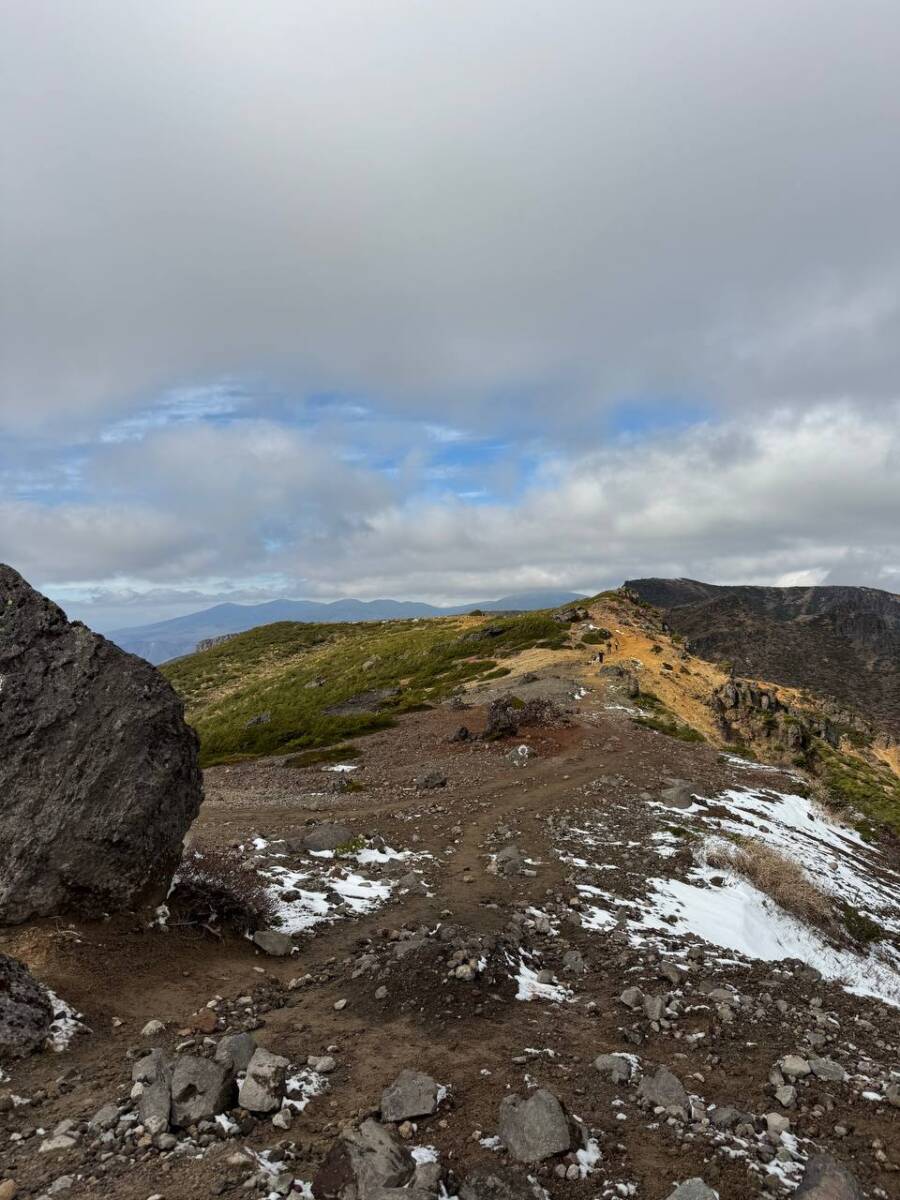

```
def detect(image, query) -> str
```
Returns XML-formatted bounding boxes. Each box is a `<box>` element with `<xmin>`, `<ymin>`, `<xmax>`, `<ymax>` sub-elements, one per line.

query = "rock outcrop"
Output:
<box><xmin>0</xmin><ymin>565</ymin><xmax>203</xmax><ymax>924</ymax></box>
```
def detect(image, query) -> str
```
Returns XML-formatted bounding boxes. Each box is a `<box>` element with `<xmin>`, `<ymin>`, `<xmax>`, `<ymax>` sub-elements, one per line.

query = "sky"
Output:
<box><xmin>2</xmin><ymin>0</ymin><xmax>899</xmax><ymax>631</ymax></box>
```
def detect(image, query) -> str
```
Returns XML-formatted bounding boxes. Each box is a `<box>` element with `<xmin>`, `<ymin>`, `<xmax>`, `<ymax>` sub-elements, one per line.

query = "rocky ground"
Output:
<box><xmin>2</xmin><ymin>671</ymin><xmax>899</xmax><ymax>1200</ymax></box>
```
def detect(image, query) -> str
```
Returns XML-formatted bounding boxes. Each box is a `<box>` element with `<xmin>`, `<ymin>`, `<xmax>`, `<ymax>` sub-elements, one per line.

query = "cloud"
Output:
<box><xmin>2</xmin><ymin>0</ymin><xmax>900</xmax><ymax>437</ymax></box>
<box><xmin>4</xmin><ymin>403</ymin><xmax>898</xmax><ymax>625</ymax></box>
<box><xmin>2</xmin><ymin>3</ymin><xmax>900</xmax><ymax>623</ymax></box>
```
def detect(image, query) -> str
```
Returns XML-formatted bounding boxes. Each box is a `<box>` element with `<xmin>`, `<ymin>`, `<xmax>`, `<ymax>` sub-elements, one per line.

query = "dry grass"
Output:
<box><xmin>168</xmin><ymin>845</ymin><xmax>278</xmax><ymax>935</ymax></box>
<box><xmin>705</xmin><ymin>837</ymin><xmax>835</xmax><ymax>933</ymax></box>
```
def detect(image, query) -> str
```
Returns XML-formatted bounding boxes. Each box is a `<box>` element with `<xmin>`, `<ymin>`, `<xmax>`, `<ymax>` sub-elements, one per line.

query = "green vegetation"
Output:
<box><xmin>633</xmin><ymin>715</ymin><xmax>706</xmax><ymax>743</ymax></box>
<box><xmin>281</xmin><ymin>744</ymin><xmax>360</xmax><ymax>769</ymax></box>
<box><xmin>163</xmin><ymin>611</ymin><xmax>564</xmax><ymax>766</ymax></box>
<box><xmin>811</xmin><ymin>742</ymin><xmax>900</xmax><ymax>836</ymax></box>
<box><xmin>838</xmin><ymin>900</ymin><xmax>884</xmax><ymax>945</ymax></box>
<box><xmin>581</xmin><ymin>628</ymin><xmax>612</xmax><ymax>645</ymax></box>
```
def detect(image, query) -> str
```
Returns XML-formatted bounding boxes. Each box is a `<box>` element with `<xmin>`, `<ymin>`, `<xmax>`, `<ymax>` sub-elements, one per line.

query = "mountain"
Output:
<box><xmin>107</xmin><ymin>589</ymin><xmax>586</xmax><ymax>664</ymax></box>
<box><xmin>625</xmin><ymin>577</ymin><xmax>900</xmax><ymax>734</ymax></box>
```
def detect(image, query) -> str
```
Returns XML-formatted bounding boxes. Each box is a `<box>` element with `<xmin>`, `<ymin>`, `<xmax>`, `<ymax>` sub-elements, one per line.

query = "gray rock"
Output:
<box><xmin>780</xmin><ymin>1054</ymin><xmax>811</xmax><ymax>1078</ymax></box>
<box><xmin>415</xmin><ymin>770</ymin><xmax>447</xmax><ymax>790</ymax></box>
<box><xmin>215</xmin><ymin>1031</ymin><xmax>257</xmax><ymax>1074</ymax></box>
<box><xmin>238</xmin><ymin>1047</ymin><xmax>290</xmax><ymax>1113</ymax></box>
<box><xmin>808</xmin><ymin>1056</ymin><xmax>846</xmax><ymax>1082</ymax></box>
<box><xmin>498</xmin><ymin>1088</ymin><xmax>570</xmax><ymax>1163</ymax></box>
<box><xmin>619</xmin><ymin>986</ymin><xmax>644</xmax><ymax>1009</ymax></box>
<box><xmin>132</xmin><ymin>1048</ymin><xmax>173</xmax><ymax>1135</ymax></box>
<box><xmin>0</xmin><ymin>565</ymin><xmax>202</xmax><ymax>924</ymax></box>
<box><xmin>493</xmin><ymin>845</ymin><xmax>525</xmax><ymax>878</ymax></box>
<box><xmin>659</xmin><ymin>784</ymin><xmax>695</xmax><ymax>809</ymax></box>
<box><xmin>170</xmin><ymin>1054</ymin><xmax>234</xmax><ymax>1127</ymax></box>
<box><xmin>643</xmin><ymin>994</ymin><xmax>666</xmax><ymax>1022</ymax></box>
<box><xmin>313</xmin><ymin>1118</ymin><xmax>415</xmax><ymax>1199</ymax></box>
<box><xmin>594</xmin><ymin>1054</ymin><xmax>633</xmax><ymax>1083</ymax></box>
<box><xmin>0</xmin><ymin>953</ymin><xmax>53</xmax><ymax>1059</ymax></box>
<box><xmin>665</xmin><ymin>1181</ymin><xmax>718</xmax><ymax>1200</ymax></box>
<box><xmin>709</xmin><ymin>1106</ymin><xmax>743</xmax><ymax>1130</ymax></box>
<box><xmin>302</xmin><ymin>823</ymin><xmax>355</xmax><ymax>852</ymax></box>
<box><xmin>561</xmin><ymin>949</ymin><xmax>586</xmax><ymax>975</ymax></box>
<box><xmin>794</xmin><ymin>1153</ymin><xmax>863</xmax><ymax>1199</ymax></box>
<box><xmin>413</xmin><ymin>1162</ymin><xmax>443</xmax><ymax>1193</ymax></box>
<box><xmin>88</xmin><ymin>1103</ymin><xmax>120</xmax><ymax>1131</ymax></box>
<box><xmin>637</xmin><ymin>1066</ymin><xmax>688</xmax><ymax>1113</ymax></box>
<box><xmin>765</xmin><ymin>1112</ymin><xmax>791</xmax><ymax>1136</ymax></box>
<box><xmin>253</xmin><ymin>929</ymin><xmax>295</xmax><ymax>957</ymax></box>
<box><xmin>459</xmin><ymin>1171</ymin><xmax>540</xmax><ymax>1200</ymax></box>
<box><xmin>381</xmin><ymin>1069</ymin><xmax>440</xmax><ymax>1122</ymax></box>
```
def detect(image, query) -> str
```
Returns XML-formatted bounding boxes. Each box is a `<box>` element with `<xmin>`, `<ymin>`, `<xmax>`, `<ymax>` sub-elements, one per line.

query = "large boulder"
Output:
<box><xmin>380</xmin><ymin>1069</ymin><xmax>440</xmax><ymax>1122</ymax></box>
<box><xmin>0</xmin><ymin>953</ymin><xmax>53</xmax><ymax>1060</ymax></box>
<box><xmin>0</xmin><ymin>565</ymin><xmax>203</xmax><ymax>923</ymax></box>
<box><xmin>794</xmin><ymin>1154</ymin><xmax>863</xmax><ymax>1200</ymax></box>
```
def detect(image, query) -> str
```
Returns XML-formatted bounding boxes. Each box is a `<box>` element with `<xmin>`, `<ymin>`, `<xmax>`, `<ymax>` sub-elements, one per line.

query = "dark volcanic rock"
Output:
<box><xmin>0</xmin><ymin>565</ymin><xmax>203</xmax><ymax>924</ymax></box>
<box><xmin>0</xmin><ymin>952</ymin><xmax>53</xmax><ymax>1060</ymax></box>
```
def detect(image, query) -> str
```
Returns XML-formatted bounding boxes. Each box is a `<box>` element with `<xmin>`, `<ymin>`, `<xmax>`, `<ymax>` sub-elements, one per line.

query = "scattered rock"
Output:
<box><xmin>659</xmin><ymin>784</ymin><xmax>695</xmax><ymax>810</ymax></box>
<box><xmin>303</xmin><ymin>823</ymin><xmax>355</xmax><ymax>852</ymax></box>
<box><xmin>381</xmin><ymin>1069</ymin><xmax>440</xmax><ymax>1122</ymax></box>
<box><xmin>238</xmin><ymin>1047</ymin><xmax>289</xmax><ymax>1113</ymax></box>
<box><xmin>809</xmin><ymin>1056</ymin><xmax>846</xmax><ymax>1082</ymax></box>
<box><xmin>0</xmin><ymin>564</ymin><xmax>202</xmax><ymax>923</ymax></box>
<box><xmin>665</xmin><ymin>1181</ymin><xmax>718</xmax><ymax>1200</ymax></box>
<box><xmin>780</xmin><ymin>1054</ymin><xmax>811</xmax><ymax>1079</ymax></box>
<box><xmin>416</xmin><ymin>769</ymin><xmax>447</xmax><ymax>791</ymax></box>
<box><xmin>638</xmin><ymin>1066</ymin><xmax>688</xmax><ymax>1113</ymax></box>
<box><xmin>594</xmin><ymin>1054</ymin><xmax>633</xmax><ymax>1083</ymax></box>
<box><xmin>215</xmin><ymin>1032</ymin><xmax>257</xmax><ymax>1074</ymax></box>
<box><xmin>132</xmin><ymin>1049</ymin><xmax>173</xmax><ymax>1136</ymax></box>
<box><xmin>141</xmin><ymin>1019</ymin><xmax>165</xmax><ymax>1038</ymax></box>
<box><xmin>170</xmin><ymin>1055</ymin><xmax>234</xmax><ymax>1126</ymax></box>
<box><xmin>253</xmin><ymin>929</ymin><xmax>295</xmax><ymax>957</ymax></box>
<box><xmin>497</xmin><ymin>1088</ymin><xmax>570</xmax><ymax>1163</ymax></box>
<box><xmin>313</xmin><ymin>1118</ymin><xmax>415</xmax><ymax>1198</ymax></box>
<box><xmin>0</xmin><ymin>953</ymin><xmax>53</xmax><ymax>1060</ymax></box>
<box><xmin>794</xmin><ymin>1153</ymin><xmax>863</xmax><ymax>1199</ymax></box>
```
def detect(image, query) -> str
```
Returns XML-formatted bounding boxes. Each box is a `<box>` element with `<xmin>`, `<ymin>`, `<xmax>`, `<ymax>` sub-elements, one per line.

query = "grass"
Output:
<box><xmin>706</xmin><ymin>838</ymin><xmax>834</xmax><ymax>932</ymax></box>
<box><xmin>811</xmin><ymin>743</ymin><xmax>900</xmax><ymax>837</ymax></box>
<box><xmin>581</xmin><ymin>628</ymin><xmax>612</xmax><ymax>645</ymax></box>
<box><xmin>163</xmin><ymin>611</ymin><xmax>564</xmax><ymax>766</ymax></box>
<box><xmin>633</xmin><ymin>715</ymin><xmax>706</xmax><ymax>743</ymax></box>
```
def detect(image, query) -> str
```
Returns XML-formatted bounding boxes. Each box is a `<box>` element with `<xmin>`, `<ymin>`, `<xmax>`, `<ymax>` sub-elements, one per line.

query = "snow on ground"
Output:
<box><xmin>560</xmin><ymin>783</ymin><xmax>900</xmax><ymax>1009</ymax></box>
<box><xmin>45</xmin><ymin>989</ymin><xmax>89</xmax><ymax>1051</ymax></box>
<box><xmin>514</xmin><ymin>958</ymin><xmax>574</xmax><ymax>1003</ymax></box>
<box><xmin>257</xmin><ymin>839</ymin><xmax>428</xmax><ymax>935</ymax></box>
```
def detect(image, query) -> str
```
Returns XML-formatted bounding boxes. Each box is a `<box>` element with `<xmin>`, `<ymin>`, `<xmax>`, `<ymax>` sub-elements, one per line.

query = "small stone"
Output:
<box><xmin>191</xmin><ymin>1008</ymin><xmax>218</xmax><ymax>1034</ymax></box>
<box><xmin>0</xmin><ymin>1184</ymin><xmax>17</xmax><ymax>1200</ymax></box>
<box><xmin>253</xmin><ymin>930</ymin><xmax>295</xmax><ymax>957</ymax></box>
<box><xmin>775</xmin><ymin>1085</ymin><xmax>797</xmax><ymax>1107</ymax></box>
<box><xmin>808</xmin><ymin>1056</ymin><xmax>846</xmax><ymax>1083</ymax></box>
<box><xmin>141</xmin><ymin>1019</ymin><xmax>165</xmax><ymax>1037</ymax></box>
<box><xmin>238</xmin><ymin>1047</ymin><xmax>289</xmax><ymax>1113</ymax></box>
<box><xmin>381</xmin><ymin>1069</ymin><xmax>440</xmax><ymax>1122</ymax></box>
<box><xmin>498</xmin><ymin>1088</ymin><xmax>570</xmax><ymax>1163</ymax></box>
<box><xmin>272</xmin><ymin>1107</ymin><xmax>293</xmax><ymax>1130</ymax></box>
<box><xmin>780</xmin><ymin>1055</ymin><xmax>811</xmax><ymax>1078</ymax></box>
<box><xmin>765</xmin><ymin>1112</ymin><xmax>791</xmax><ymax>1136</ymax></box>
<box><xmin>308</xmin><ymin>1055</ymin><xmax>336</xmax><ymax>1074</ymax></box>
<box><xmin>334</xmin><ymin>999</ymin><xmax>348</xmax><ymax>1011</ymax></box>
<box><xmin>665</xmin><ymin>1181</ymin><xmax>718</xmax><ymax>1200</ymax></box>
<box><xmin>375</xmin><ymin>986</ymin><xmax>388</xmax><ymax>1000</ymax></box>
<box><xmin>619</xmin><ymin>986</ymin><xmax>644</xmax><ymax>1010</ymax></box>
<box><xmin>594</xmin><ymin>1054</ymin><xmax>633</xmax><ymax>1083</ymax></box>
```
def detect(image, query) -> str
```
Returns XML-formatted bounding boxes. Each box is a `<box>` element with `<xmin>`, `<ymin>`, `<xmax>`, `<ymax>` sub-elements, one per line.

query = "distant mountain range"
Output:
<box><xmin>108</xmin><ymin>589</ymin><xmax>587</xmax><ymax>664</ymax></box>
<box><xmin>626</xmin><ymin>577</ymin><xmax>900</xmax><ymax>734</ymax></box>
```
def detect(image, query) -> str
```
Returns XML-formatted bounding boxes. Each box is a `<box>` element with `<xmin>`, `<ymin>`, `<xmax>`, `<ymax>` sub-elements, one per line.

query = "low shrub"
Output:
<box><xmin>168</xmin><ymin>846</ymin><xmax>278</xmax><ymax>935</ymax></box>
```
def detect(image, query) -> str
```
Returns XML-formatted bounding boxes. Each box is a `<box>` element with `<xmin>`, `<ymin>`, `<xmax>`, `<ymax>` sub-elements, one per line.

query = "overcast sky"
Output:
<box><xmin>2</xmin><ymin>1</ymin><xmax>899</xmax><ymax>630</ymax></box>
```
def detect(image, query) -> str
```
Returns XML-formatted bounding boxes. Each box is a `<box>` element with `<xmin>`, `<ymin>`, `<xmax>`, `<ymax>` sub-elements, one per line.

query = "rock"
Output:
<box><xmin>313</xmin><ymin>1118</ymin><xmax>415</xmax><ymax>1199</ymax></box>
<box><xmin>780</xmin><ymin>1054</ymin><xmax>811</xmax><ymax>1078</ymax></box>
<box><xmin>215</xmin><ymin>1032</ymin><xmax>257</xmax><ymax>1074</ymax></box>
<box><xmin>709</xmin><ymin>1106</ymin><xmax>742</xmax><ymax>1130</ymax></box>
<box><xmin>637</xmin><ymin>1066</ymin><xmax>688</xmax><ymax>1113</ymax></box>
<box><xmin>272</xmin><ymin>1107</ymin><xmax>293</xmax><ymax>1130</ymax></box>
<box><xmin>381</xmin><ymin>1069</ymin><xmax>440</xmax><ymax>1122</ymax></box>
<box><xmin>659</xmin><ymin>784</ymin><xmax>695</xmax><ymax>809</ymax></box>
<box><xmin>665</xmin><ymin>1181</ymin><xmax>718</xmax><ymax>1200</ymax></box>
<box><xmin>0</xmin><ymin>565</ymin><xmax>202</xmax><ymax>923</ymax></box>
<box><xmin>0</xmin><ymin>1184</ymin><xmax>15</xmax><ymax>1200</ymax></box>
<box><xmin>170</xmin><ymin>1054</ymin><xmax>234</xmax><ymax>1127</ymax></box>
<box><xmin>132</xmin><ymin>1048</ymin><xmax>173</xmax><ymax>1135</ymax></box>
<box><xmin>458</xmin><ymin>1173</ymin><xmax>528</xmax><ymax>1200</ymax></box>
<box><xmin>39</xmin><ymin>1134</ymin><xmax>77</xmax><ymax>1154</ymax></box>
<box><xmin>0</xmin><ymin>953</ymin><xmax>53</xmax><ymax>1060</ymax></box>
<box><xmin>497</xmin><ymin>1088</ymin><xmax>570</xmax><ymax>1163</ymax></box>
<box><xmin>492</xmin><ymin>845</ymin><xmax>525</xmax><ymax>878</ymax></box>
<box><xmin>302</xmin><ymin>823</ymin><xmax>354</xmax><ymax>852</ymax></box>
<box><xmin>809</xmin><ymin>1056</ymin><xmax>846</xmax><ymax>1082</ymax></box>
<box><xmin>88</xmin><ymin>1103</ymin><xmax>119</xmax><ymax>1131</ymax></box>
<box><xmin>765</xmin><ymin>1112</ymin><xmax>791</xmax><ymax>1136</ymax></box>
<box><xmin>594</xmin><ymin>1054</ymin><xmax>633</xmax><ymax>1083</ymax></box>
<box><xmin>619</xmin><ymin>986</ymin><xmax>644</xmax><ymax>1010</ymax></box>
<box><xmin>643</xmin><ymin>994</ymin><xmax>666</xmax><ymax>1022</ymax></box>
<box><xmin>308</xmin><ymin>1055</ymin><xmax>337</xmax><ymax>1074</ymax></box>
<box><xmin>191</xmin><ymin>1007</ymin><xmax>218</xmax><ymax>1034</ymax></box>
<box><xmin>775</xmin><ymin>1085</ymin><xmax>797</xmax><ymax>1107</ymax></box>
<box><xmin>561</xmin><ymin>950</ymin><xmax>586</xmax><ymax>975</ymax></box>
<box><xmin>141</xmin><ymin>1019</ymin><xmax>165</xmax><ymax>1038</ymax></box>
<box><xmin>415</xmin><ymin>769</ymin><xmax>447</xmax><ymax>790</ymax></box>
<box><xmin>238</xmin><ymin>1047</ymin><xmax>289</xmax><ymax>1113</ymax></box>
<box><xmin>253</xmin><ymin>929</ymin><xmax>295</xmax><ymax>957</ymax></box>
<box><xmin>794</xmin><ymin>1153</ymin><xmax>863</xmax><ymax>1199</ymax></box>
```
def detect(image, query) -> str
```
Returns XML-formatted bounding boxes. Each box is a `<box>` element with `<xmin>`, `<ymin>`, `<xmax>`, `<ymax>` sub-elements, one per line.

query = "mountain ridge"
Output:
<box><xmin>107</xmin><ymin>589</ymin><xmax>587</xmax><ymax>663</ymax></box>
